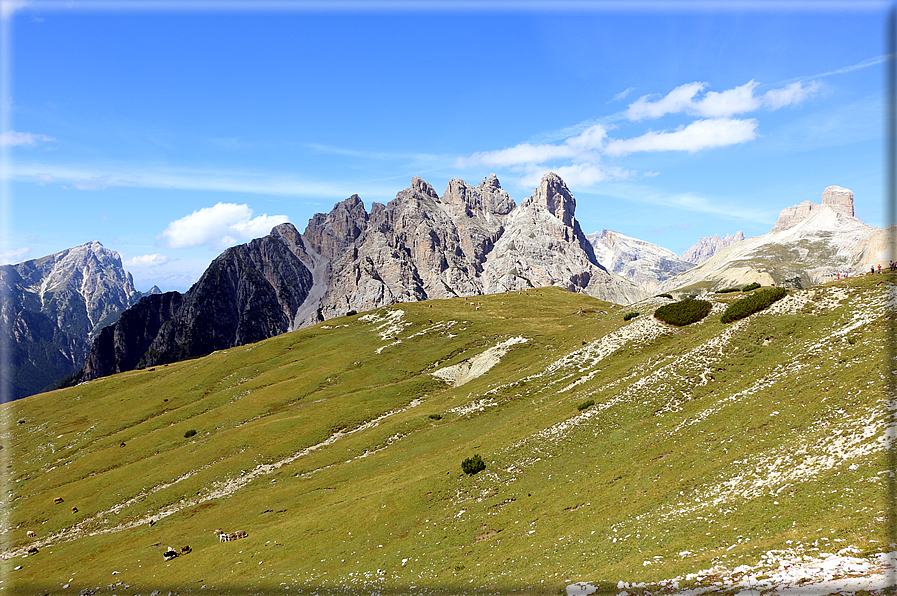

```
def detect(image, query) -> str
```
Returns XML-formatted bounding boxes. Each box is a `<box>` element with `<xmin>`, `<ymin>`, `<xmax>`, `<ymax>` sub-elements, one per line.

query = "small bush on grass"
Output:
<box><xmin>653</xmin><ymin>298</ymin><xmax>712</xmax><ymax>326</ymax></box>
<box><xmin>623</xmin><ymin>312</ymin><xmax>639</xmax><ymax>321</ymax></box>
<box><xmin>656</xmin><ymin>293</ymin><xmax>673</xmax><ymax>299</ymax></box>
<box><xmin>346</xmin><ymin>310</ymin><xmax>358</xmax><ymax>316</ymax></box>
<box><xmin>577</xmin><ymin>399</ymin><xmax>595</xmax><ymax>411</ymax></box>
<box><xmin>461</xmin><ymin>454</ymin><xmax>486</xmax><ymax>476</ymax></box>
<box><xmin>428</xmin><ymin>413</ymin><xmax>442</xmax><ymax>420</ymax></box>
<box><xmin>720</xmin><ymin>287</ymin><xmax>788</xmax><ymax>323</ymax></box>
<box><xmin>184</xmin><ymin>429</ymin><xmax>197</xmax><ymax>439</ymax></box>
<box><xmin>714</xmin><ymin>287</ymin><xmax>740</xmax><ymax>294</ymax></box>
<box><xmin>742</xmin><ymin>282</ymin><xmax>761</xmax><ymax>292</ymax></box>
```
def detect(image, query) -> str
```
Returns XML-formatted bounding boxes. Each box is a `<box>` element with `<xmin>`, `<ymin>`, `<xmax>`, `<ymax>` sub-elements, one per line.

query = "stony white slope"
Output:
<box><xmin>680</xmin><ymin>231</ymin><xmax>745</xmax><ymax>265</ymax></box>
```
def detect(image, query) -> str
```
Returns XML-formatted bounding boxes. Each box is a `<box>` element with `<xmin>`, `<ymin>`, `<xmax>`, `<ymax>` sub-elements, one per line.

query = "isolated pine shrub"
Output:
<box><xmin>428</xmin><ymin>413</ymin><xmax>442</xmax><ymax>420</ymax></box>
<box><xmin>720</xmin><ymin>287</ymin><xmax>788</xmax><ymax>323</ymax></box>
<box><xmin>742</xmin><ymin>282</ymin><xmax>761</xmax><ymax>292</ymax></box>
<box><xmin>714</xmin><ymin>287</ymin><xmax>740</xmax><ymax>294</ymax></box>
<box><xmin>653</xmin><ymin>298</ymin><xmax>712</xmax><ymax>326</ymax></box>
<box><xmin>656</xmin><ymin>293</ymin><xmax>673</xmax><ymax>299</ymax></box>
<box><xmin>461</xmin><ymin>454</ymin><xmax>486</xmax><ymax>475</ymax></box>
<box><xmin>346</xmin><ymin>310</ymin><xmax>358</xmax><ymax>316</ymax></box>
<box><xmin>577</xmin><ymin>399</ymin><xmax>595</xmax><ymax>411</ymax></box>
<box><xmin>184</xmin><ymin>429</ymin><xmax>197</xmax><ymax>439</ymax></box>
<box><xmin>623</xmin><ymin>312</ymin><xmax>639</xmax><ymax>321</ymax></box>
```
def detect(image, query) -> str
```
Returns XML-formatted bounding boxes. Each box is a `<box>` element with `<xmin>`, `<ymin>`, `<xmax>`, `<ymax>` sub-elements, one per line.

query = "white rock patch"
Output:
<box><xmin>432</xmin><ymin>337</ymin><xmax>529</xmax><ymax>388</ymax></box>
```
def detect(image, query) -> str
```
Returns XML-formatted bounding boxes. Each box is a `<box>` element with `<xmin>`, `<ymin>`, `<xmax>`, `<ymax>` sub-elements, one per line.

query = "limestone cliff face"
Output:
<box><xmin>1</xmin><ymin>242</ymin><xmax>141</xmax><ymax>400</ymax></box>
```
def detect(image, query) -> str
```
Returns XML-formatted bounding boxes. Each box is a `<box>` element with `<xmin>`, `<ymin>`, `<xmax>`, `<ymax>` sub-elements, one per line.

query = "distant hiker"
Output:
<box><xmin>871</xmin><ymin>266</ymin><xmax>875</xmax><ymax>274</ymax></box>
<box><xmin>878</xmin><ymin>265</ymin><xmax>882</xmax><ymax>273</ymax></box>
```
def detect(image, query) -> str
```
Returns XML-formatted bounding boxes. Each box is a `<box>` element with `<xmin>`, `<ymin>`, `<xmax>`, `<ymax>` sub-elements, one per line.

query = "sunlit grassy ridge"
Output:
<box><xmin>1</xmin><ymin>277</ymin><xmax>892</xmax><ymax>595</ymax></box>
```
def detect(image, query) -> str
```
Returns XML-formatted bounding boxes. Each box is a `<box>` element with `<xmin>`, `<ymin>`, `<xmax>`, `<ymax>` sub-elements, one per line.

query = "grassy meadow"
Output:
<box><xmin>0</xmin><ymin>275</ymin><xmax>893</xmax><ymax>595</ymax></box>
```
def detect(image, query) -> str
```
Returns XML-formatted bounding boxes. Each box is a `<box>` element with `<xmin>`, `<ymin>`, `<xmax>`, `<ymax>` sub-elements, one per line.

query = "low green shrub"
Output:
<box><xmin>577</xmin><ymin>399</ymin><xmax>595</xmax><ymax>411</ymax></box>
<box><xmin>461</xmin><ymin>454</ymin><xmax>486</xmax><ymax>475</ymax></box>
<box><xmin>184</xmin><ymin>429</ymin><xmax>197</xmax><ymax>439</ymax></box>
<box><xmin>623</xmin><ymin>312</ymin><xmax>639</xmax><ymax>321</ymax></box>
<box><xmin>428</xmin><ymin>413</ymin><xmax>442</xmax><ymax>420</ymax></box>
<box><xmin>714</xmin><ymin>287</ymin><xmax>740</xmax><ymax>294</ymax></box>
<box><xmin>720</xmin><ymin>287</ymin><xmax>788</xmax><ymax>323</ymax></box>
<box><xmin>656</xmin><ymin>293</ymin><xmax>673</xmax><ymax>299</ymax></box>
<box><xmin>346</xmin><ymin>310</ymin><xmax>358</xmax><ymax>316</ymax></box>
<box><xmin>742</xmin><ymin>282</ymin><xmax>761</xmax><ymax>292</ymax></box>
<box><xmin>653</xmin><ymin>298</ymin><xmax>712</xmax><ymax>326</ymax></box>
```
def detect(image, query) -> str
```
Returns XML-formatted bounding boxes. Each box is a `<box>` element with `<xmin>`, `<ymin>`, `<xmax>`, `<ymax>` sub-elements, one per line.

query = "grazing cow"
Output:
<box><xmin>214</xmin><ymin>529</ymin><xmax>228</xmax><ymax>542</ymax></box>
<box><xmin>71</xmin><ymin>506</ymin><xmax>78</xmax><ymax>514</ymax></box>
<box><xmin>180</xmin><ymin>545</ymin><xmax>191</xmax><ymax>554</ymax></box>
<box><xmin>227</xmin><ymin>533</ymin><xmax>238</xmax><ymax>541</ymax></box>
<box><xmin>148</xmin><ymin>517</ymin><xmax>156</xmax><ymax>527</ymax></box>
<box><xmin>234</xmin><ymin>530</ymin><xmax>247</xmax><ymax>539</ymax></box>
<box><xmin>26</xmin><ymin>547</ymin><xmax>37</xmax><ymax>554</ymax></box>
<box><xmin>26</xmin><ymin>531</ymin><xmax>35</xmax><ymax>538</ymax></box>
<box><xmin>163</xmin><ymin>546</ymin><xmax>178</xmax><ymax>561</ymax></box>
<box><xmin>120</xmin><ymin>441</ymin><xmax>126</xmax><ymax>447</ymax></box>
<box><xmin>53</xmin><ymin>497</ymin><xmax>63</xmax><ymax>504</ymax></box>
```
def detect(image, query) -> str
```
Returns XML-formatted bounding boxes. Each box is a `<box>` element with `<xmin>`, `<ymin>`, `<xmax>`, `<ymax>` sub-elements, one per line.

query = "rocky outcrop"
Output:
<box><xmin>79</xmin><ymin>172</ymin><xmax>647</xmax><ymax>383</ymax></box>
<box><xmin>1</xmin><ymin>242</ymin><xmax>141</xmax><ymax>400</ymax></box>
<box><xmin>680</xmin><ymin>231</ymin><xmax>745</xmax><ymax>265</ymax></box>
<box><xmin>588</xmin><ymin>229</ymin><xmax>695</xmax><ymax>292</ymax></box>
<box><xmin>772</xmin><ymin>186</ymin><xmax>855</xmax><ymax>233</ymax></box>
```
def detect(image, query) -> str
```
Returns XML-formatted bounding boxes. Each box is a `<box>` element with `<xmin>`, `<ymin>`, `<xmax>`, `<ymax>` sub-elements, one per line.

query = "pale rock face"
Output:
<box><xmin>588</xmin><ymin>229</ymin><xmax>695</xmax><ymax>292</ymax></box>
<box><xmin>680</xmin><ymin>231</ymin><xmax>745</xmax><ymax>265</ymax></box>
<box><xmin>308</xmin><ymin>172</ymin><xmax>645</xmax><ymax>323</ymax></box>
<box><xmin>821</xmin><ymin>185</ymin><xmax>854</xmax><ymax>217</ymax></box>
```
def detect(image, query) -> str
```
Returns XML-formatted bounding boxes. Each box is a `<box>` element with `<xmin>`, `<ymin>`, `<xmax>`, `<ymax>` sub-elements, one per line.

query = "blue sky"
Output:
<box><xmin>1</xmin><ymin>1</ymin><xmax>891</xmax><ymax>291</ymax></box>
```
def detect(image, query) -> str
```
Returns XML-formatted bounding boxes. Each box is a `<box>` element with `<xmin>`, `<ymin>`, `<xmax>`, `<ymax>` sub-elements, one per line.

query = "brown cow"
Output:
<box><xmin>71</xmin><ymin>506</ymin><xmax>78</xmax><ymax>514</ymax></box>
<box><xmin>53</xmin><ymin>497</ymin><xmax>63</xmax><ymax>504</ymax></box>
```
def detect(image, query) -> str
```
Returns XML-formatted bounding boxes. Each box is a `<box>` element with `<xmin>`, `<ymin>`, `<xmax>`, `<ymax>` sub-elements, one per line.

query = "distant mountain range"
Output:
<box><xmin>5</xmin><ymin>177</ymin><xmax>889</xmax><ymax>397</ymax></box>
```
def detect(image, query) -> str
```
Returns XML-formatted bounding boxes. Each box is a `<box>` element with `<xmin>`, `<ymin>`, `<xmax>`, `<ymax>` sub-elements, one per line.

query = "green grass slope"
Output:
<box><xmin>0</xmin><ymin>278</ymin><xmax>893</xmax><ymax>595</ymax></box>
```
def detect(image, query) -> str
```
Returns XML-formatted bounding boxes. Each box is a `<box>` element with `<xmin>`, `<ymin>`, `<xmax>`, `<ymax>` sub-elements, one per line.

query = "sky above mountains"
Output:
<box><xmin>2</xmin><ymin>1</ymin><xmax>890</xmax><ymax>291</ymax></box>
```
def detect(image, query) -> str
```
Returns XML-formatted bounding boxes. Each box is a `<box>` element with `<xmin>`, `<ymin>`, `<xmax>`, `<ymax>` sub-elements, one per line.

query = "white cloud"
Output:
<box><xmin>0</xmin><ymin>131</ymin><xmax>55</xmax><ymax>147</ymax></box>
<box><xmin>762</xmin><ymin>80</ymin><xmax>821</xmax><ymax>110</ymax></box>
<box><xmin>125</xmin><ymin>254</ymin><xmax>170</xmax><ymax>267</ymax></box>
<box><xmin>0</xmin><ymin>247</ymin><xmax>29</xmax><ymax>265</ymax></box>
<box><xmin>455</xmin><ymin>124</ymin><xmax>607</xmax><ymax>168</ymax></box>
<box><xmin>32</xmin><ymin>172</ymin><xmax>56</xmax><ymax>185</ymax></box>
<box><xmin>626</xmin><ymin>79</ymin><xmax>818</xmax><ymax>121</ymax></box>
<box><xmin>611</xmin><ymin>87</ymin><xmax>635</xmax><ymax>102</ymax></box>
<box><xmin>626</xmin><ymin>82</ymin><xmax>707</xmax><ymax>120</ymax></box>
<box><xmin>158</xmin><ymin>202</ymin><xmax>289</xmax><ymax>250</ymax></box>
<box><xmin>604</xmin><ymin>118</ymin><xmax>758</xmax><ymax>156</ymax></box>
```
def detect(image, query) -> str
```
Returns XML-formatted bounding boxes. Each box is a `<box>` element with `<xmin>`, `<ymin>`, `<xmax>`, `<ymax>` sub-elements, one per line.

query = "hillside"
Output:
<box><xmin>0</xmin><ymin>275</ymin><xmax>893</xmax><ymax>595</ymax></box>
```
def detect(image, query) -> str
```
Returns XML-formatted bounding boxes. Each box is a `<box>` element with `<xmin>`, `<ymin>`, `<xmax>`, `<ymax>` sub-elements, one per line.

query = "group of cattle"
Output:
<box><xmin>214</xmin><ymin>529</ymin><xmax>248</xmax><ymax>542</ymax></box>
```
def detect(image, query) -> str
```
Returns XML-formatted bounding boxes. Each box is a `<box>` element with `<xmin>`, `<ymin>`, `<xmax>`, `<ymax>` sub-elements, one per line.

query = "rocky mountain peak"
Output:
<box><xmin>302</xmin><ymin>195</ymin><xmax>368</xmax><ymax>261</ymax></box>
<box><xmin>530</xmin><ymin>172</ymin><xmax>576</xmax><ymax>227</ymax></box>
<box><xmin>680</xmin><ymin>231</ymin><xmax>745</xmax><ymax>265</ymax></box>
<box><xmin>411</xmin><ymin>176</ymin><xmax>439</xmax><ymax>200</ymax></box>
<box><xmin>821</xmin><ymin>185</ymin><xmax>854</xmax><ymax>217</ymax></box>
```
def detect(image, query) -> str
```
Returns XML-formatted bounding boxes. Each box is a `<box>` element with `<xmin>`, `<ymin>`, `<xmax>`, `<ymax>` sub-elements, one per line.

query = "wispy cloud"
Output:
<box><xmin>604</xmin><ymin>118</ymin><xmax>758</xmax><ymax>156</ymax></box>
<box><xmin>601</xmin><ymin>183</ymin><xmax>774</xmax><ymax>224</ymax></box>
<box><xmin>9</xmin><ymin>162</ymin><xmax>391</xmax><ymax>199</ymax></box>
<box><xmin>610</xmin><ymin>87</ymin><xmax>635</xmax><ymax>103</ymax></box>
<box><xmin>158</xmin><ymin>202</ymin><xmax>289</xmax><ymax>251</ymax></box>
<box><xmin>625</xmin><ymin>79</ymin><xmax>819</xmax><ymax>121</ymax></box>
<box><xmin>455</xmin><ymin>124</ymin><xmax>608</xmax><ymax>168</ymax></box>
<box><xmin>1</xmin><ymin>130</ymin><xmax>55</xmax><ymax>147</ymax></box>
<box><xmin>124</xmin><ymin>253</ymin><xmax>170</xmax><ymax>267</ymax></box>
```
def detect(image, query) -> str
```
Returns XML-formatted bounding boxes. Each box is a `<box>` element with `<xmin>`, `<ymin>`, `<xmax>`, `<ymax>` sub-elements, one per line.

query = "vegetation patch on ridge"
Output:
<box><xmin>653</xmin><ymin>297</ymin><xmax>712</xmax><ymax>326</ymax></box>
<box><xmin>720</xmin><ymin>287</ymin><xmax>789</xmax><ymax>323</ymax></box>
